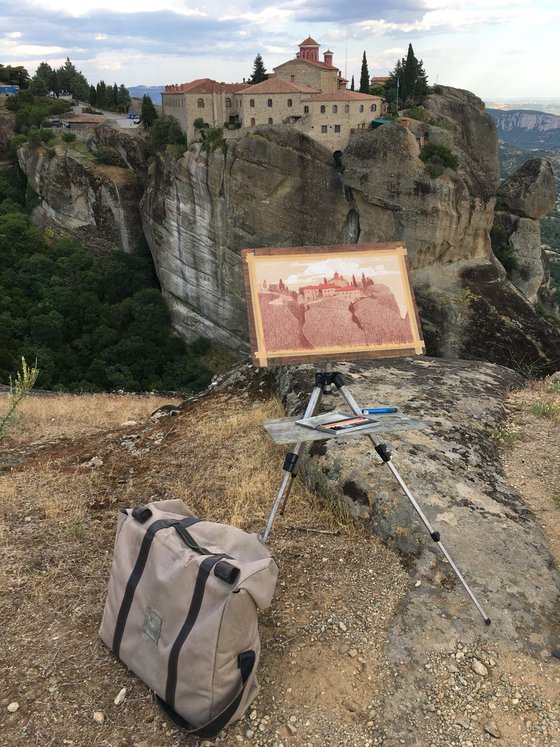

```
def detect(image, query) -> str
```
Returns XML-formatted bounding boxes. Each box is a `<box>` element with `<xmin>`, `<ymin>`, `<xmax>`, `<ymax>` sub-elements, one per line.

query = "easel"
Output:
<box><xmin>261</xmin><ymin>366</ymin><xmax>491</xmax><ymax>625</ymax></box>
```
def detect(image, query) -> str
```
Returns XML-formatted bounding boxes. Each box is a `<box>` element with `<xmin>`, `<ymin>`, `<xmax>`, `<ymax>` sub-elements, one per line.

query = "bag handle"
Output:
<box><xmin>156</xmin><ymin>650</ymin><xmax>256</xmax><ymax>739</ymax></box>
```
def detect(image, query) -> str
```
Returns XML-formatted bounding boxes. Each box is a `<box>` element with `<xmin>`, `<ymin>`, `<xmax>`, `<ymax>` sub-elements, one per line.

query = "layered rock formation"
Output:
<box><xmin>140</xmin><ymin>85</ymin><xmax>560</xmax><ymax>372</ymax></box>
<box><xmin>492</xmin><ymin>158</ymin><xmax>556</xmax><ymax>302</ymax></box>
<box><xmin>14</xmin><ymin>86</ymin><xmax>560</xmax><ymax>372</ymax></box>
<box><xmin>17</xmin><ymin>123</ymin><xmax>148</xmax><ymax>254</ymax></box>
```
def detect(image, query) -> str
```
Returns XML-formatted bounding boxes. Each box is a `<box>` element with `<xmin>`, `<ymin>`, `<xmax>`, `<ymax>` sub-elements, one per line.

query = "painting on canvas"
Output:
<box><xmin>241</xmin><ymin>243</ymin><xmax>425</xmax><ymax>367</ymax></box>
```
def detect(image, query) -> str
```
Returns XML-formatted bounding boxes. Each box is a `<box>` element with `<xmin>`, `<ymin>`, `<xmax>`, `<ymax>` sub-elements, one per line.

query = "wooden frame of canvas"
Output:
<box><xmin>241</xmin><ymin>242</ymin><xmax>425</xmax><ymax>367</ymax></box>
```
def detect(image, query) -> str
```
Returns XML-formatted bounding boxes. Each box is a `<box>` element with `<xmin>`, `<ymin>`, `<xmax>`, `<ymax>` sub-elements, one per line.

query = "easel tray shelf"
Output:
<box><xmin>263</xmin><ymin>411</ymin><xmax>428</xmax><ymax>445</ymax></box>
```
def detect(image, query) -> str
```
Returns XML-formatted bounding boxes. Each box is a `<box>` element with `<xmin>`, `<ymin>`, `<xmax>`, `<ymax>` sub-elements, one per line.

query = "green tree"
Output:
<box><xmin>359</xmin><ymin>51</ymin><xmax>370</xmax><ymax>93</ymax></box>
<box><xmin>105</xmin><ymin>83</ymin><xmax>117</xmax><ymax>110</ymax></box>
<box><xmin>385</xmin><ymin>44</ymin><xmax>428</xmax><ymax>107</ymax></box>
<box><xmin>350</xmin><ymin>75</ymin><xmax>355</xmax><ymax>91</ymax></box>
<box><xmin>96</xmin><ymin>81</ymin><xmax>107</xmax><ymax>108</ymax></box>
<box><xmin>117</xmin><ymin>84</ymin><xmax>131</xmax><ymax>113</ymax></box>
<box><xmin>88</xmin><ymin>84</ymin><xmax>97</xmax><ymax>107</ymax></box>
<box><xmin>141</xmin><ymin>94</ymin><xmax>158</xmax><ymax>129</ymax></box>
<box><xmin>0</xmin><ymin>64</ymin><xmax>29</xmax><ymax>87</ymax></box>
<box><xmin>148</xmin><ymin>115</ymin><xmax>185</xmax><ymax>152</ymax></box>
<box><xmin>51</xmin><ymin>70</ymin><xmax>61</xmax><ymax>98</ymax></box>
<box><xmin>248</xmin><ymin>54</ymin><xmax>267</xmax><ymax>84</ymax></box>
<box><xmin>30</xmin><ymin>62</ymin><xmax>53</xmax><ymax>96</ymax></box>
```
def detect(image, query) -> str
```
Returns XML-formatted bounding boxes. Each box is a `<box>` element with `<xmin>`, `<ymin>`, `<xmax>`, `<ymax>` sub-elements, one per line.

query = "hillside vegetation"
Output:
<box><xmin>0</xmin><ymin>161</ymin><xmax>225</xmax><ymax>392</ymax></box>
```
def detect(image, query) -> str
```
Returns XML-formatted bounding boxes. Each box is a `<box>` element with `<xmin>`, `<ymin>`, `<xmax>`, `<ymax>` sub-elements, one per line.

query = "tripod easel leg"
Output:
<box><xmin>336</xmin><ymin>378</ymin><xmax>491</xmax><ymax>625</ymax></box>
<box><xmin>261</xmin><ymin>380</ymin><xmax>324</xmax><ymax>542</ymax></box>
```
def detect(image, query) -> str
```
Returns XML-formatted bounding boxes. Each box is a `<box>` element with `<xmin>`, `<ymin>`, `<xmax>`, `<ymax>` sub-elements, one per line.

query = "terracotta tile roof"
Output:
<box><xmin>274</xmin><ymin>58</ymin><xmax>338</xmax><ymax>74</ymax></box>
<box><xmin>299</xmin><ymin>37</ymin><xmax>320</xmax><ymax>47</ymax></box>
<box><xmin>237</xmin><ymin>77</ymin><xmax>321</xmax><ymax>95</ymax></box>
<box><xmin>302</xmin><ymin>90</ymin><xmax>382</xmax><ymax>102</ymax></box>
<box><xmin>163</xmin><ymin>78</ymin><xmax>245</xmax><ymax>94</ymax></box>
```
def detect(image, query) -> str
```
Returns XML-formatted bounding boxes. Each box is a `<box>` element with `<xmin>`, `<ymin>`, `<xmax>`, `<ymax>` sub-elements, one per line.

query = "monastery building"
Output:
<box><xmin>162</xmin><ymin>38</ymin><xmax>384</xmax><ymax>151</ymax></box>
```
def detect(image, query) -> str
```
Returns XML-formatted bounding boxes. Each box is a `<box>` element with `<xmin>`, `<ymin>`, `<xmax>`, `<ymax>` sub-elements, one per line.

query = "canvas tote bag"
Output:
<box><xmin>99</xmin><ymin>499</ymin><xmax>278</xmax><ymax>738</ymax></box>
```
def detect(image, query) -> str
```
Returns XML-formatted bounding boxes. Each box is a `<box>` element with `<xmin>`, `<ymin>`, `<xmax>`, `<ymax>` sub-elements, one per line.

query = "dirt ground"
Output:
<box><xmin>0</xmin><ymin>380</ymin><xmax>559</xmax><ymax>747</ymax></box>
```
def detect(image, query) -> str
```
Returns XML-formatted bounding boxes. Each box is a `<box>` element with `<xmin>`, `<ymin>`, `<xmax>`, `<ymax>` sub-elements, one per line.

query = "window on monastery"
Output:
<box><xmin>304</xmin><ymin>106</ymin><xmax>309</xmax><ymax>113</ymax></box>
<box><xmin>197</xmin><ymin>98</ymin><xmax>204</xmax><ymax>108</ymax></box>
<box><xmin>320</xmin><ymin>105</ymin><xmax>326</xmax><ymax>113</ymax></box>
<box><xmin>321</xmin><ymin>125</ymin><xmax>328</xmax><ymax>133</ymax></box>
<box><xmin>250</xmin><ymin>99</ymin><xmax>255</xmax><ymax>107</ymax></box>
<box><xmin>359</xmin><ymin>105</ymin><xmax>364</xmax><ymax>113</ymax></box>
<box><xmin>268</xmin><ymin>117</ymin><xmax>273</xmax><ymax>124</ymax></box>
<box><xmin>251</xmin><ymin>117</ymin><xmax>256</xmax><ymax>126</ymax></box>
<box><xmin>287</xmin><ymin>98</ymin><xmax>293</xmax><ymax>107</ymax></box>
<box><xmin>370</xmin><ymin>104</ymin><xmax>377</xmax><ymax>112</ymax></box>
<box><xmin>267</xmin><ymin>99</ymin><xmax>273</xmax><ymax>107</ymax></box>
<box><xmin>225</xmin><ymin>98</ymin><xmax>231</xmax><ymax>107</ymax></box>
<box><xmin>332</xmin><ymin>105</ymin><xmax>338</xmax><ymax>113</ymax></box>
<box><xmin>334</xmin><ymin>125</ymin><xmax>341</xmax><ymax>133</ymax></box>
<box><xmin>344</xmin><ymin>105</ymin><xmax>349</xmax><ymax>113</ymax></box>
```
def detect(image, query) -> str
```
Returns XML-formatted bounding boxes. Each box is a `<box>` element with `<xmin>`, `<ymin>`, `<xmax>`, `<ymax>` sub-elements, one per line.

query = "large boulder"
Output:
<box><xmin>497</xmin><ymin>157</ymin><xmax>556</xmax><ymax>219</ymax></box>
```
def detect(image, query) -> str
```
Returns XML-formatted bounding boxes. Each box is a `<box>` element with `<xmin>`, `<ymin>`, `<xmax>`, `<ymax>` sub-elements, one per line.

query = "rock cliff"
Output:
<box><xmin>17</xmin><ymin>123</ymin><xmax>148</xmax><ymax>254</ymax></box>
<box><xmin>140</xmin><ymin>86</ymin><xmax>560</xmax><ymax>372</ymax></box>
<box><xmin>14</xmin><ymin>87</ymin><xmax>560</xmax><ymax>372</ymax></box>
<box><xmin>492</xmin><ymin>158</ymin><xmax>556</xmax><ymax>303</ymax></box>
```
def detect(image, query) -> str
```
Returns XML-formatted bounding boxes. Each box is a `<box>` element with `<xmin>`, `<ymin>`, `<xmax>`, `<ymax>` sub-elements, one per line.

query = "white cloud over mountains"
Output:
<box><xmin>1</xmin><ymin>0</ymin><xmax>558</xmax><ymax>99</ymax></box>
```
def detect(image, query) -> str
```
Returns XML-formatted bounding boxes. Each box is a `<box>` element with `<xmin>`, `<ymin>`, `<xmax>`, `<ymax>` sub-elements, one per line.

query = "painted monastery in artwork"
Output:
<box><xmin>257</xmin><ymin>270</ymin><xmax>414</xmax><ymax>352</ymax></box>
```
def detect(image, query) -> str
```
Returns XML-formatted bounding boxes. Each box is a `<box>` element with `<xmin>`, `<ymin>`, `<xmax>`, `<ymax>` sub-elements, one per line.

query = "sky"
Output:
<box><xmin>2</xmin><ymin>0</ymin><xmax>559</xmax><ymax>104</ymax></box>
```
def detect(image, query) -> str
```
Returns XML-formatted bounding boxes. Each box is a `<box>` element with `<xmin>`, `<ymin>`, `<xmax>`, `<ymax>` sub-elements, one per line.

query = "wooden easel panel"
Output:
<box><xmin>241</xmin><ymin>243</ymin><xmax>425</xmax><ymax>367</ymax></box>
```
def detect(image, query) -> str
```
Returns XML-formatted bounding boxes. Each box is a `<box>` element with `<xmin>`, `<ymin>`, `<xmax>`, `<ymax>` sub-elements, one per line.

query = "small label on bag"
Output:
<box><xmin>143</xmin><ymin>607</ymin><xmax>162</xmax><ymax>643</ymax></box>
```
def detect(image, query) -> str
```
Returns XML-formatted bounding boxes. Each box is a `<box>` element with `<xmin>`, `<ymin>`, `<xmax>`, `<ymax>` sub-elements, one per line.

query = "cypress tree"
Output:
<box><xmin>359</xmin><ymin>52</ymin><xmax>369</xmax><ymax>93</ymax></box>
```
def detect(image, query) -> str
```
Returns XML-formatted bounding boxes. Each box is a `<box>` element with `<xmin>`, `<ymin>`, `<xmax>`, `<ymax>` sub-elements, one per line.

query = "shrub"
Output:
<box><xmin>62</xmin><ymin>131</ymin><xmax>76</xmax><ymax>142</ymax></box>
<box><xmin>148</xmin><ymin>115</ymin><xmax>186</xmax><ymax>154</ymax></box>
<box><xmin>405</xmin><ymin>106</ymin><xmax>424</xmax><ymax>121</ymax></box>
<box><xmin>92</xmin><ymin>146</ymin><xmax>122</xmax><ymax>166</ymax></box>
<box><xmin>37</xmin><ymin>127</ymin><xmax>55</xmax><ymax>143</ymax></box>
<box><xmin>200</xmin><ymin>127</ymin><xmax>227</xmax><ymax>154</ymax></box>
<box><xmin>420</xmin><ymin>142</ymin><xmax>459</xmax><ymax>177</ymax></box>
<box><xmin>490</xmin><ymin>225</ymin><xmax>518</xmax><ymax>276</ymax></box>
<box><xmin>27</xmin><ymin>128</ymin><xmax>41</xmax><ymax>147</ymax></box>
<box><xmin>9</xmin><ymin>133</ymin><xmax>27</xmax><ymax>157</ymax></box>
<box><xmin>0</xmin><ymin>357</ymin><xmax>39</xmax><ymax>438</ymax></box>
<box><xmin>192</xmin><ymin>336</ymin><xmax>212</xmax><ymax>355</ymax></box>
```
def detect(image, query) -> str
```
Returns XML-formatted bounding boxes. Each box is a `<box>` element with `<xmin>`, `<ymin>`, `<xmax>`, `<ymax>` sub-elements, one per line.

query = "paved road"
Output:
<box><xmin>70</xmin><ymin>102</ymin><xmax>141</xmax><ymax>129</ymax></box>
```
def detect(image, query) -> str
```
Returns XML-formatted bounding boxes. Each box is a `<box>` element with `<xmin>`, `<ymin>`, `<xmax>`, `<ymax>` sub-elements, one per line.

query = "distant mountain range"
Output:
<box><xmin>127</xmin><ymin>85</ymin><xmax>165</xmax><ymax>106</ymax></box>
<box><xmin>487</xmin><ymin>108</ymin><xmax>560</xmax><ymax>149</ymax></box>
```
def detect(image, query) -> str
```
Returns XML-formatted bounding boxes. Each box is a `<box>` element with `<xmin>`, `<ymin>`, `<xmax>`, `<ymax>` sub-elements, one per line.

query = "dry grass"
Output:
<box><xmin>152</xmin><ymin>395</ymin><xmax>363</xmax><ymax>534</ymax></box>
<box><xmin>1</xmin><ymin>392</ymin><xmax>182</xmax><ymax>444</ymax></box>
<box><xmin>0</xmin><ymin>390</ymin><xmax>385</xmax><ymax>747</ymax></box>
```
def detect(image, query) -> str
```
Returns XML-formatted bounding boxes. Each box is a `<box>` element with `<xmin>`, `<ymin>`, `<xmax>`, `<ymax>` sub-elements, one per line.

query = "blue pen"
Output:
<box><xmin>362</xmin><ymin>406</ymin><xmax>398</xmax><ymax>414</ymax></box>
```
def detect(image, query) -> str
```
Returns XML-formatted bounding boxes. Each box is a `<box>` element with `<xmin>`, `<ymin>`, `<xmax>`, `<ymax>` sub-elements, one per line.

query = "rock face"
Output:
<box><xmin>14</xmin><ymin>87</ymin><xmax>560</xmax><ymax>372</ymax></box>
<box><xmin>17</xmin><ymin>124</ymin><xmax>148</xmax><ymax>254</ymax></box>
<box><xmin>139</xmin><ymin>85</ymin><xmax>560</xmax><ymax>372</ymax></box>
<box><xmin>498</xmin><ymin>157</ymin><xmax>556</xmax><ymax>220</ymax></box>
<box><xmin>141</xmin><ymin>129</ymin><xmax>352</xmax><ymax>349</ymax></box>
<box><xmin>216</xmin><ymin>358</ymin><xmax>560</xmax><ymax>745</ymax></box>
<box><xmin>490</xmin><ymin>159</ymin><xmax>556</xmax><ymax>303</ymax></box>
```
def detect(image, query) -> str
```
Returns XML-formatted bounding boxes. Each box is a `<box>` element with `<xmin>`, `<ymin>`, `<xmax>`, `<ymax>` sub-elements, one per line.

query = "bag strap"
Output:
<box><xmin>165</xmin><ymin>554</ymin><xmax>225</xmax><ymax>706</ymax></box>
<box><xmin>157</xmin><ymin>650</ymin><xmax>256</xmax><ymax>739</ymax></box>
<box><xmin>173</xmin><ymin>524</ymin><xmax>240</xmax><ymax>584</ymax></box>
<box><xmin>112</xmin><ymin>515</ymin><xmax>199</xmax><ymax>657</ymax></box>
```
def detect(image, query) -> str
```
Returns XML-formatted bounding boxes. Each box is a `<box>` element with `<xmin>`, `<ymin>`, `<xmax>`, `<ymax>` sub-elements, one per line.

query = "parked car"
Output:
<box><xmin>133</xmin><ymin>118</ymin><xmax>141</xmax><ymax>125</ymax></box>
<box><xmin>127</xmin><ymin>113</ymin><xmax>137</xmax><ymax>119</ymax></box>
